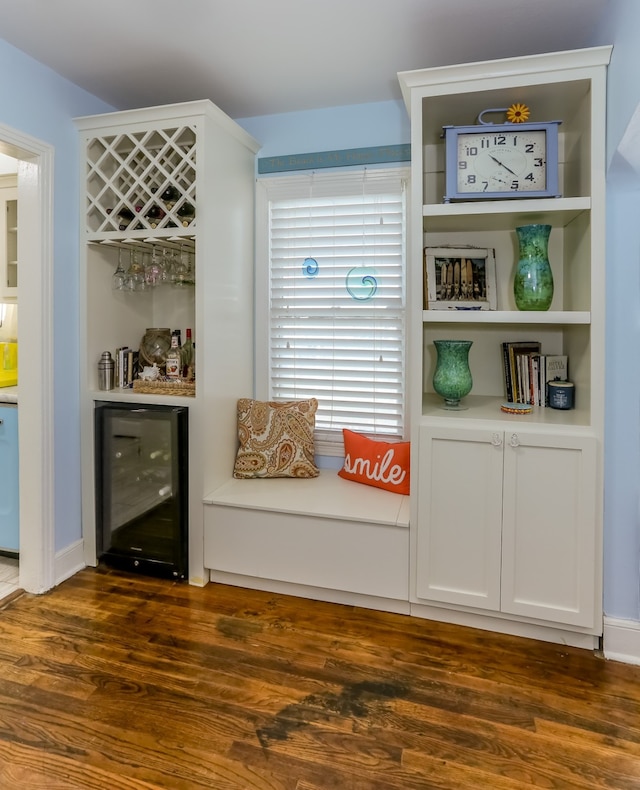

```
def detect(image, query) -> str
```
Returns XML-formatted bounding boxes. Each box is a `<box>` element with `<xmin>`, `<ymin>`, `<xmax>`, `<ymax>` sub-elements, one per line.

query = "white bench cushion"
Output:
<box><xmin>203</xmin><ymin>469</ymin><xmax>409</xmax><ymax>527</ymax></box>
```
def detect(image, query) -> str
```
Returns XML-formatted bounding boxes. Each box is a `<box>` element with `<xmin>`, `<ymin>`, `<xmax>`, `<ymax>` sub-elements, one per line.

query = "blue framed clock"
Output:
<box><xmin>442</xmin><ymin>107</ymin><xmax>561</xmax><ymax>202</ymax></box>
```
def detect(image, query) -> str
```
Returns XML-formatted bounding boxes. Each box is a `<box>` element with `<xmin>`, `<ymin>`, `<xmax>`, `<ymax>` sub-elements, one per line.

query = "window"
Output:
<box><xmin>256</xmin><ymin>168</ymin><xmax>408</xmax><ymax>454</ymax></box>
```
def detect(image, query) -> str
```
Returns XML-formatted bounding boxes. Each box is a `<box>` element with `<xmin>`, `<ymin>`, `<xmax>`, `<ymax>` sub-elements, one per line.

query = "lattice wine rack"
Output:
<box><xmin>84</xmin><ymin>125</ymin><xmax>196</xmax><ymax>235</ymax></box>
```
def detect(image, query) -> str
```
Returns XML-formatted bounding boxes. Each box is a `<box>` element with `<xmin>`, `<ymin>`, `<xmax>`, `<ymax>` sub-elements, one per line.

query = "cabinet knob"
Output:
<box><xmin>509</xmin><ymin>433</ymin><xmax>520</xmax><ymax>448</ymax></box>
<box><xmin>491</xmin><ymin>432</ymin><xmax>502</xmax><ymax>447</ymax></box>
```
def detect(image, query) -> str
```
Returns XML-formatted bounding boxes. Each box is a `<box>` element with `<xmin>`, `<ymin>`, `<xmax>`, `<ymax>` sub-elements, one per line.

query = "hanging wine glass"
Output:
<box><xmin>159</xmin><ymin>247</ymin><xmax>176</xmax><ymax>285</ymax></box>
<box><xmin>112</xmin><ymin>248</ymin><xmax>127</xmax><ymax>291</ymax></box>
<box><xmin>126</xmin><ymin>249</ymin><xmax>146</xmax><ymax>291</ymax></box>
<box><xmin>145</xmin><ymin>245</ymin><xmax>162</xmax><ymax>287</ymax></box>
<box><xmin>172</xmin><ymin>245</ymin><xmax>190</xmax><ymax>288</ymax></box>
<box><xmin>183</xmin><ymin>248</ymin><xmax>195</xmax><ymax>286</ymax></box>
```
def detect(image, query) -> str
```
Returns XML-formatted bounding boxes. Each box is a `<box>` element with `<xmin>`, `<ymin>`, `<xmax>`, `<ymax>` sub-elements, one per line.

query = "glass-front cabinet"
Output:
<box><xmin>0</xmin><ymin>177</ymin><xmax>17</xmax><ymax>300</ymax></box>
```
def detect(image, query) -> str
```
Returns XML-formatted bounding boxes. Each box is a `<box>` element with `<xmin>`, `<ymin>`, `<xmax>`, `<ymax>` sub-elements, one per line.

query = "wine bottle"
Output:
<box><xmin>165</xmin><ymin>334</ymin><xmax>181</xmax><ymax>380</ymax></box>
<box><xmin>181</xmin><ymin>328</ymin><xmax>194</xmax><ymax>380</ymax></box>
<box><xmin>146</xmin><ymin>204</ymin><xmax>165</xmax><ymax>228</ymax></box>
<box><xmin>161</xmin><ymin>185</ymin><xmax>181</xmax><ymax>210</ymax></box>
<box><xmin>117</xmin><ymin>207</ymin><xmax>135</xmax><ymax>230</ymax></box>
<box><xmin>177</xmin><ymin>201</ymin><xmax>195</xmax><ymax>227</ymax></box>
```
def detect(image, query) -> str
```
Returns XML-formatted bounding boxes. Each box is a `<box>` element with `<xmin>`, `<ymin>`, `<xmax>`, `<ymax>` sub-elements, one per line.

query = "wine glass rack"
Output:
<box><xmin>84</xmin><ymin>125</ymin><xmax>196</xmax><ymax>235</ymax></box>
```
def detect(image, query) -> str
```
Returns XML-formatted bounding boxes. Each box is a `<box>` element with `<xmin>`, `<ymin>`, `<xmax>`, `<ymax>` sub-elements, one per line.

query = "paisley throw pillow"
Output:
<box><xmin>233</xmin><ymin>398</ymin><xmax>320</xmax><ymax>479</ymax></box>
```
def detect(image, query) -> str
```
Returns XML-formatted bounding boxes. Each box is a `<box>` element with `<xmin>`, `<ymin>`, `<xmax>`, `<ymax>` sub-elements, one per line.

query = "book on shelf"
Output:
<box><xmin>544</xmin><ymin>354</ymin><xmax>568</xmax><ymax>404</ymax></box>
<box><xmin>114</xmin><ymin>346</ymin><xmax>139</xmax><ymax>388</ymax></box>
<box><xmin>501</xmin><ymin>341</ymin><xmax>541</xmax><ymax>404</ymax></box>
<box><xmin>545</xmin><ymin>355</ymin><xmax>568</xmax><ymax>384</ymax></box>
<box><xmin>501</xmin><ymin>343</ymin><xmax>568</xmax><ymax>407</ymax></box>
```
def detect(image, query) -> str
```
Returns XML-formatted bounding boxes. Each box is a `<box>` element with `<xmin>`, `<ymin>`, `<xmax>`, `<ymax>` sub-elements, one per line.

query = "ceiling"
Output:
<box><xmin>0</xmin><ymin>0</ymin><xmax>610</xmax><ymax>119</ymax></box>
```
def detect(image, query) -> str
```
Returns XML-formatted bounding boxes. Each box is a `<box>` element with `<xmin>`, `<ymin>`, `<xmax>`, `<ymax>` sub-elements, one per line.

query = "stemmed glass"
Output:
<box><xmin>145</xmin><ymin>246</ymin><xmax>162</xmax><ymax>288</ymax></box>
<box><xmin>159</xmin><ymin>247</ymin><xmax>176</xmax><ymax>285</ymax></box>
<box><xmin>126</xmin><ymin>249</ymin><xmax>146</xmax><ymax>291</ymax></box>
<box><xmin>172</xmin><ymin>246</ymin><xmax>190</xmax><ymax>287</ymax></box>
<box><xmin>172</xmin><ymin>246</ymin><xmax>196</xmax><ymax>288</ymax></box>
<box><xmin>111</xmin><ymin>248</ymin><xmax>127</xmax><ymax>290</ymax></box>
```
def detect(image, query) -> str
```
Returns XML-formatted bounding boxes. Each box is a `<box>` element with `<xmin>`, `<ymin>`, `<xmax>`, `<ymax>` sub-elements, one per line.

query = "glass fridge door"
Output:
<box><xmin>95</xmin><ymin>402</ymin><xmax>188</xmax><ymax>579</ymax></box>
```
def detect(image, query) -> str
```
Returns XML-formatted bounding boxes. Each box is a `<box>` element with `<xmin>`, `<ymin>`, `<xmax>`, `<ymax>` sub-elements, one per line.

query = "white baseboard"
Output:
<box><xmin>55</xmin><ymin>539</ymin><xmax>85</xmax><ymax>586</ymax></box>
<box><xmin>603</xmin><ymin>616</ymin><xmax>640</xmax><ymax>665</ymax></box>
<box><xmin>209</xmin><ymin>569</ymin><xmax>412</xmax><ymax>615</ymax></box>
<box><xmin>410</xmin><ymin>601</ymin><xmax>600</xmax><ymax>650</ymax></box>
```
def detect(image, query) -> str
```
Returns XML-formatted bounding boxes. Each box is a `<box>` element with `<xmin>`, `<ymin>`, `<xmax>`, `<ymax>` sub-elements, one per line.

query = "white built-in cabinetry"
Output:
<box><xmin>75</xmin><ymin>100</ymin><xmax>260</xmax><ymax>585</ymax></box>
<box><xmin>0</xmin><ymin>176</ymin><xmax>17</xmax><ymax>300</ymax></box>
<box><xmin>417</xmin><ymin>424</ymin><xmax>596</xmax><ymax>628</ymax></box>
<box><xmin>399</xmin><ymin>47</ymin><xmax>612</xmax><ymax>647</ymax></box>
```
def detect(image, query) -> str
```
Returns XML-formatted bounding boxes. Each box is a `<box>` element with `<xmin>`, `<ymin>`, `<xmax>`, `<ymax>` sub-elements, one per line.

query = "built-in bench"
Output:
<box><xmin>203</xmin><ymin>470</ymin><xmax>410</xmax><ymax>613</ymax></box>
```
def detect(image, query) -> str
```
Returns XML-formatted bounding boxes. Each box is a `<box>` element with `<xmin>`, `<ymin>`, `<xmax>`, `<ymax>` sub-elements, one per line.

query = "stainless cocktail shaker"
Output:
<box><xmin>98</xmin><ymin>350</ymin><xmax>115</xmax><ymax>390</ymax></box>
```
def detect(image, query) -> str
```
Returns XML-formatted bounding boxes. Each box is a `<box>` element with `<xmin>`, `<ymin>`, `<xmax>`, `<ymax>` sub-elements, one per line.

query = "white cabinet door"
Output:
<box><xmin>416</xmin><ymin>424</ymin><xmax>598</xmax><ymax>630</ymax></box>
<box><xmin>501</xmin><ymin>432</ymin><xmax>597</xmax><ymax>627</ymax></box>
<box><xmin>416</xmin><ymin>425</ymin><xmax>504</xmax><ymax>609</ymax></box>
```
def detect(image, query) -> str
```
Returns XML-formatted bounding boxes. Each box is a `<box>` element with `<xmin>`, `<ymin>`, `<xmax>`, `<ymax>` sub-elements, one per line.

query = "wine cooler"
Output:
<box><xmin>95</xmin><ymin>402</ymin><xmax>188</xmax><ymax>579</ymax></box>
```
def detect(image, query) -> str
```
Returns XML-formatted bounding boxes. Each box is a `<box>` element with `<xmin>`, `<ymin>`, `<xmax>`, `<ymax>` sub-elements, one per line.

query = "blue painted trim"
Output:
<box><xmin>258</xmin><ymin>144</ymin><xmax>411</xmax><ymax>174</ymax></box>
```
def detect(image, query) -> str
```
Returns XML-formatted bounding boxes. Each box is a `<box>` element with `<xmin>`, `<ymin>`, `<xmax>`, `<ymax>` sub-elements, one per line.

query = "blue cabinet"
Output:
<box><xmin>0</xmin><ymin>405</ymin><xmax>18</xmax><ymax>552</ymax></box>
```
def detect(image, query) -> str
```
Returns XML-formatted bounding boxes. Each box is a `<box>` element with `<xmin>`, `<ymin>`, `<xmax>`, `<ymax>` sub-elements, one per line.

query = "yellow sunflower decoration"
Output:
<box><xmin>506</xmin><ymin>103</ymin><xmax>530</xmax><ymax>123</ymax></box>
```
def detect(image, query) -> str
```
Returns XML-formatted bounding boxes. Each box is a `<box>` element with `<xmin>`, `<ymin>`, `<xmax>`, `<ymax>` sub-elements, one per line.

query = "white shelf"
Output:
<box><xmin>423</xmin><ymin>310</ymin><xmax>591</xmax><ymax>325</ymax></box>
<box><xmin>421</xmin><ymin>393</ymin><xmax>591</xmax><ymax>428</ymax></box>
<box><xmin>90</xmin><ymin>388</ymin><xmax>195</xmax><ymax>408</ymax></box>
<box><xmin>423</xmin><ymin>197</ymin><xmax>590</xmax><ymax>232</ymax></box>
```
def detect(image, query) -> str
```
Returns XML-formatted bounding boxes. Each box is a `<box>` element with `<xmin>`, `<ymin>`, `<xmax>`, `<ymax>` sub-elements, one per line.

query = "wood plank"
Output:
<box><xmin>0</xmin><ymin>566</ymin><xmax>638</xmax><ymax>789</ymax></box>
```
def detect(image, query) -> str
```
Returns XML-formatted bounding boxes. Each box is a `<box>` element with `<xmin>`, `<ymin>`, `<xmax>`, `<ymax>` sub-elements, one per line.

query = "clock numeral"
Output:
<box><xmin>510</xmin><ymin>180</ymin><xmax>519</xmax><ymax>190</ymax></box>
<box><xmin>534</xmin><ymin>157</ymin><xmax>544</xmax><ymax>167</ymax></box>
<box><xmin>467</xmin><ymin>174</ymin><xmax>476</xmax><ymax>184</ymax></box>
<box><xmin>482</xmin><ymin>181</ymin><xmax>489</xmax><ymax>192</ymax></box>
<box><xmin>525</xmin><ymin>143</ymin><xmax>535</xmax><ymax>153</ymax></box>
<box><xmin>493</xmin><ymin>135</ymin><xmax>506</xmax><ymax>145</ymax></box>
<box><xmin>458</xmin><ymin>161</ymin><xmax>467</xmax><ymax>169</ymax></box>
<box><xmin>525</xmin><ymin>172</ymin><xmax>535</xmax><ymax>182</ymax></box>
<box><xmin>465</xmin><ymin>146</ymin><xmax>478</xmax><ymax>156</ymax></box>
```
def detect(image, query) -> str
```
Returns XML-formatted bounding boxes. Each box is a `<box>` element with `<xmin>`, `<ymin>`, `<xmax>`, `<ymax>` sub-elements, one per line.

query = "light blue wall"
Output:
<box><xmin>602</xmin><ymin>0</ymin><xmax>640</xmax><ymax>164</ymax></box>
<box><xmin>600</xmin><ymin>0</ymin><xmax>640</xmax><ymax>621</ymax></box>
<box><xmin>237</xmin><ymin>99</ymin><xmax>410</xmax><ymax>161</ymax></box>
<box><xmin>0</xmin><ymin>39</ymin><xmax>115</xmax><ymax>552</ymax></box>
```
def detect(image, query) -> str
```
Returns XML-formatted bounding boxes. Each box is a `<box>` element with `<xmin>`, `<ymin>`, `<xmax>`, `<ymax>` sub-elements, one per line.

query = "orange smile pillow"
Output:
<box><xmin>338</xmin><ymin>429</ymin><xmax>410</xmax><ymax>495</ymax></box>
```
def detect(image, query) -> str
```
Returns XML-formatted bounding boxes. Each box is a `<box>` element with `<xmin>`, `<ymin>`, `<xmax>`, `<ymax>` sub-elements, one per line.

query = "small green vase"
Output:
<box><xmin>433</xmin><ymin>340</ymin><xmax>473</xmax><ymax>408</ymax></box>
<box><xmin>513</xmin><ymin>224</ymin><xmax>554</xmax><ymax>311</ymax></box>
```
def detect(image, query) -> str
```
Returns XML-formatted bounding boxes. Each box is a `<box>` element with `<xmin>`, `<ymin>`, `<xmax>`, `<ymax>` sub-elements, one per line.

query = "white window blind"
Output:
<box><xmin>257</xmin><ymin>168</ymin><xmax>408</xmax><ymax>452</ymax></box>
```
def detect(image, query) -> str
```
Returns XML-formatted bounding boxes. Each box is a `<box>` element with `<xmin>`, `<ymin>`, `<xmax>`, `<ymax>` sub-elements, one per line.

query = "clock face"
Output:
<box><xmin>456</xmin><ymin>129</ymin><xmax>547</xmax><ymax>194</ymax></box>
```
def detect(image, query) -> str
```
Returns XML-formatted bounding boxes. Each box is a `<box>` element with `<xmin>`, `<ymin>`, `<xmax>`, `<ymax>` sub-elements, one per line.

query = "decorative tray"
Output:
<box><xmin>132</xmin><ymin>379</ymin><xmax>195</xmax><ymax>397</ymax></box>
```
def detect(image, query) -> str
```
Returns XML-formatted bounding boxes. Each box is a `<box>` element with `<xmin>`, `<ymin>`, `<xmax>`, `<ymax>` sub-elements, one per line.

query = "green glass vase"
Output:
<box><xmin>432</xmin><ymin>339</ymin><xmax>473</xmax><ymax>408</ymax></box>
<box><xmin>513</xmin><ymin>224</ymin><xmax>554</xmax><ymax>311</ymax></box>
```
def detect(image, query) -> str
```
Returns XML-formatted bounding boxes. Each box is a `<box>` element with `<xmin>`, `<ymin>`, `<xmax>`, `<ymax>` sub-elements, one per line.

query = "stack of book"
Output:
<box><xmin>114</xmin><ymin>346</ymin><xmax>139</xmax><ymax>388</ymax></box>
<box><xmin>501</xmin><ymin>341</ymin><xmax>568</xmax><ymax>406</ymax></box>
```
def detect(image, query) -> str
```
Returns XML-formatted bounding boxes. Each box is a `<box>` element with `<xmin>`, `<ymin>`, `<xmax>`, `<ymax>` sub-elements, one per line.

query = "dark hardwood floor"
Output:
<box><xmin>0</xmin><ymin>567</ymin><xmax>639</xmax><ymax>789</ymax></box>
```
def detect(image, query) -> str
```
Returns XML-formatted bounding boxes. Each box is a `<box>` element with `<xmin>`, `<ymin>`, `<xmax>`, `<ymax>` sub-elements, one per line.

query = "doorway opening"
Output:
<box><xmin>0</xmin><ymin>124</ymin><xmax>54</xmax><ymax>596</ymax></box>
